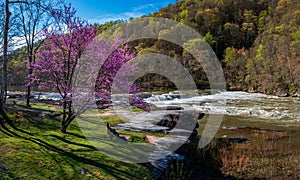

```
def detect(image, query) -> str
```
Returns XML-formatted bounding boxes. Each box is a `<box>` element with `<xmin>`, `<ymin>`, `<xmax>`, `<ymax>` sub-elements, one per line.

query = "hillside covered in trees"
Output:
<box><xmin>135</xmin><ymin>0</ymin><xmax>300</xmax><ymax>96</ymax></box>
<box><xmin>4</xmin><ymin>0</ymin><xmax>300</xmax><ymax>96</ymax></box>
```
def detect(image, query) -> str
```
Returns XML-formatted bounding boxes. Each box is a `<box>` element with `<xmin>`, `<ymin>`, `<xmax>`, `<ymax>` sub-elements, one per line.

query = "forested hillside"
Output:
<box><xmin>5</xmin><ymin>0</ymin><xmax>300</xmax><ymax>96</ymax></box>
<box><xmin>145</xmin><ymin>0</ymin><xmax>299</xmax><ymax>95</ymax></box>
<box><xmin>242</xmin><ymin>0</ymin><xmax>300</xmax><ymax>95</ymax></box>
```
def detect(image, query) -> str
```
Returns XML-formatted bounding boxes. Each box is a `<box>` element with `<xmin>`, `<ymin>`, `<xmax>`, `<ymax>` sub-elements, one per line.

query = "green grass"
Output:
<box><xmin>130</xmin><ymin>107</ymin><xmax>146</xmax><ymax>113</ymax></box>
<box><xmin>0</xmin><ymin>109</ymin><xmax>151</xmax><ymax>180</ymax></box>
<box><xmin>16</xmin><ymin>101</ymin><xmax>61</xmax><ymax>111</ymax></box>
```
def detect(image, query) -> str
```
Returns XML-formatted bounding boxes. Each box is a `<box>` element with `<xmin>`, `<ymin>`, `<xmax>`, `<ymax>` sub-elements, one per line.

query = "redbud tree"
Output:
<box><xmin>32</xmin><ymin>4</ymin><xmax>147</xmax><ymax>133</ymax></box>
<box><xmin>31</xmin><ymin>4</ymin><xmax>97</xmax><ymax>133</ymax></box>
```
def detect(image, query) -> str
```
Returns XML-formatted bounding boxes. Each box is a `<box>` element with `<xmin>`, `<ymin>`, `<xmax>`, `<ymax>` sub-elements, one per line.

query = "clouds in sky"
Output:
<box><xmin>132</xmin><ymin>3</ymin><xmax>155</xmax><ymax>11</ymax></box>
<box><xmin>89</xmin><ymin>11</ymin><xmax>144</xmax><ymax>24</ymax></box>
<box><xmin>89</xmin><ymin>2</ymin><xmax>171</xmax><ymax>25</ymax></box>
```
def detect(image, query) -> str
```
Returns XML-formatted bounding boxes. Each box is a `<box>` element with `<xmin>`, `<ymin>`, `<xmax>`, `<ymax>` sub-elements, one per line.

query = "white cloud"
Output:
<box><xmin>89</xmin><ymin>11</ymin><xmax>144</xmax><ymax>24</ymax></box>
<box><xmin>132</xmin><ymin>3</ymin><xmax>155</xmax><ymax>11</ymax></box>
<box><xmin>88</xmin><ymin>2</ymin><xmax>172</xmax><ymax>25</ymax></box>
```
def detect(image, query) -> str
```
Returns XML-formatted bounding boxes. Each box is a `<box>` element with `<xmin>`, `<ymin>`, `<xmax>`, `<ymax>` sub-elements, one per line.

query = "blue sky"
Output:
<box><xmin>67</xmin><ymin>0</ymin><xmax>177</xmax><ymax>24</ymax></box>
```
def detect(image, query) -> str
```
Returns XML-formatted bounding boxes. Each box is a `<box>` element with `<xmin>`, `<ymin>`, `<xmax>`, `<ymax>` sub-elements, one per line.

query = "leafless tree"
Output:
<box><xmin>1</xmin><ymin>0</ymin><xmax>64</xmax><ymax>108</ymax></box>
<box><xmin>16</xmin><ymin>0</ymin><xmax>64</xmax><ymax>106</ymax></box>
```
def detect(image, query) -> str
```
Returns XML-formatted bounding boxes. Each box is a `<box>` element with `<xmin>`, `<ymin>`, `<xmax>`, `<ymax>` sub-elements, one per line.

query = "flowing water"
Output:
<box><xmin>111</xmin><ymin>91</ymin><xmax>300</xmax><ymax>140</ymax></box>
<box><xmin>141</xmin><ymin>91</ymin><xmax>300</xmax><ymax>145</ymax></box>
<box><xmin>144</xmin><ymin>91</ymin><xmax>300</xmax><ymax>125</ymax></box>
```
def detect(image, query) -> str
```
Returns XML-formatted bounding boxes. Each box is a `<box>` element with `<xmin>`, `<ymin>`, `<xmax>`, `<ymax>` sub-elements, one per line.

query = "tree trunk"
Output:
<box><xmin>1</xmin><ymin>0</ymin><xmax>10</xmax><ymax>106</ymax></box>
<box><xmin>60</xmin><ymin>114</ymin><xmax>75</xmax><ymax>133</ymax></box>
<box><xmin>61</xmin><ymin>123</ymin><xmax>68</xmax><ymax>134</ymax></box>
<box><xmin>61</xmin><ymin>100</ymin><xmax>67</xmax><ymax>133</ymax></box>
<box><xmin>26</xmin><ymin>58</ymin><xmax>33</xmax><ymax>107</ymax></box>
<box><xmin>60</xmin><ymin>101</ymin><xmax>75</xmax><ymax>133</ymax></box>
<box><xmin>26</xmin><ymin>85</ymin><xmax>31</xmax><ymax>106</ymax></box>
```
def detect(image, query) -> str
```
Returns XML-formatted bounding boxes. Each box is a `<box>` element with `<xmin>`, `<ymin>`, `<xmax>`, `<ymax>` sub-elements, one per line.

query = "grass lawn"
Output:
<box><xmin>0</xmin><ymin>108</ymin><xmax>151</xmax><ymax>180</ymax></box>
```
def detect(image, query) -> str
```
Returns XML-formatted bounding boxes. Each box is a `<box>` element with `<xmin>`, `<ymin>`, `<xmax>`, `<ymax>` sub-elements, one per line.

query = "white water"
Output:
<box><xmin>143</xmin><ymin>91</ymin><xmax>300</xmax><ymax>124</ymax></box>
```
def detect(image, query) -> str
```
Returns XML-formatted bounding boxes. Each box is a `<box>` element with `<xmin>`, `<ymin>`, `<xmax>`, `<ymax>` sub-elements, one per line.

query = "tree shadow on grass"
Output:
<box><xmin>49</xmin><ymin>134</ymin><xmax>97</xmax><ymax>150</ymax></box>
<box><xmin>0</xmin><ymin>113</ymin><xmax>148</xmax><ymax>179</ymax></box>
<box><xmin>42</xmin><ymin>149</ymin><xmax>85</xmax><ymax>179</ymax></box>
<box><xmin>0</xmin><ymin>108</ymin><xmax>33</xmax><ymax>136</ymax></box>
<box><xmin>22</xmin><ymin>113</ymin><xmax>61</xmax><ymax>131</ymax></box>
<box><xmin>65</xmin><ymin>131</ymin><xmax>86</xmax><ymax>139</ymax></box>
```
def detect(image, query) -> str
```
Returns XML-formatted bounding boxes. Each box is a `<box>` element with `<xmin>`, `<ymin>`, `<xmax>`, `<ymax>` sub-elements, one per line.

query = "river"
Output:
<box><xmin>140</xmin><ymin>91</ymin><xmax>300</xmax><ymax>145</ymax></box>
<box><xmin>143</xmin><ymin>91</ymin><xmax>300</xmax><ymax>125</ymax></box>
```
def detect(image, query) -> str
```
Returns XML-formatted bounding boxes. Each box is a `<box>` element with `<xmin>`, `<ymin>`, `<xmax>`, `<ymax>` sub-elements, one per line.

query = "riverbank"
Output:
<box><xmin>227</xmin><ymin>85</ymin><xmax>300</xmax><ymax>98</ymax></box>
<box><xmin>1</xmin><ymin>90</ymin><xmax>300</xmax><ymax>179</ymax></box>
<box><xmin>0</xmin><ymin>108</ymin><xmax>151</xmax><ymax>179</ymax></box>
